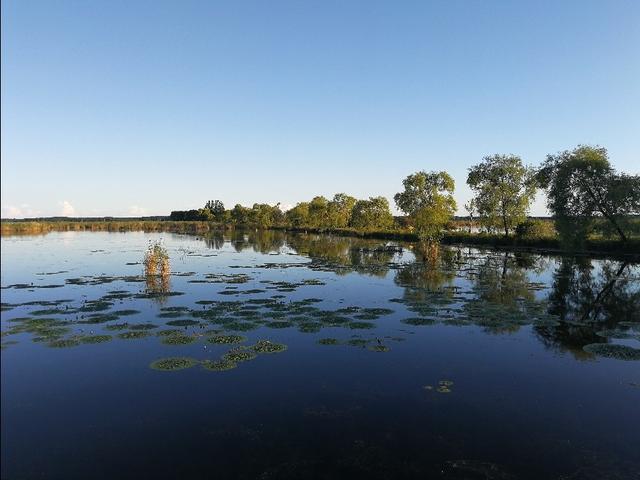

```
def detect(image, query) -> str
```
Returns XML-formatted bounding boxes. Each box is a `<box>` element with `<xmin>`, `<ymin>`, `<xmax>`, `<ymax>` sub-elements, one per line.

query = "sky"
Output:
<box><xmin>1</xmin><ymin>0</ymin><xmax>639</xmax><ymax>218</ymax></box>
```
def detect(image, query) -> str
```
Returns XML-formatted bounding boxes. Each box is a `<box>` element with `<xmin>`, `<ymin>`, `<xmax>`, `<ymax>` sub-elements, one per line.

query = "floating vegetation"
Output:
<box><xmin>347</xmin><ymin>338</ymin><xmax>368</xmax><ymax>348</ymax></box>
<box><xmin>252</xmin><ymin>340</ymin><xmax>287</xmax><ymax>354</ymax></box>
<box><xmin>156</xmin><ymin>329</ymin><xmax>182</xmax><ymax>337</ymax></box>
<box><xmin>161</xmin><ymin>333</ymin><xmax>197</xmax><ymax>345</ymax></box>
<box><xmin>47</xmin><ymin>338</ymin><xmax>81</xmax><ymax>348</ymax></box>
<box><xmin>117</xmin><ymin>331</ymin><xmax>150</xmax><ymax>340</ymax></box>
<box><xmin>297</xmin><ymin>322</ymin><xmax>323</xmax><ymax>333</ymax></box>
<box><xmin>201</xmin><ymin>359</ymin><xmax>237</xmax><ymax>371</ymax></box>
<box><xmin>224</xmin><ymin>321</ymin><xmax>258</xmax><ymax>332</ymax></box>
<box><xmin>318</xmin><ymin>338</ymin><xmax>340</xmax><ymax>345</ymax></box>
<box><xmin>166</xmin><ymin>319</ymin><xmax>199</xmax><ymax>327</ymax></box>
<box><xmin>128</xmin><ymin>323</ymin><xmax>158</xmax><ymax>330</ymax></box>
<box><xmin>79</xmin><ymin>335</ymin><xmax>112</xmax><ymax>344</ymax></box>
<box><xmin>105</xmin><ymin>323</ymin><xmax>130</xmax><ymax>331</ymax></box>
<box><xmin>150</xmin><ymin>357</ymin><xmax>198</xmax><ymax>371</ymax></box>
<box><xmin>207</xmin><ymin>334</ymin><xmax>246</xmax><ymax>345</ymax></box>
<box><xmin>348</xmin><ymin>321</ymin><xmax>375</xmax><ymax>330</ymax></box>
<box><xmin>223</xmin><ymin>348</ymin><xmax>258</xmax><ymax>363</ymax></box>
<box><xmin>111</xmin><ymin>309</ymin><xmax>141</xmax><ymax>316</ymax></box>
<box><xmin>402</xmin><ymin>317</ymin><xmax>437</xmax><ymax>326</ymax></box>
<box><xmin>78</xmin><ymin>313</ymin><xmax>120</xmax><ymax>324</ymax></box>
<box><xmin>583</xmin><ymin>343</ymin><xmax>640</xmax><ymax>361</ymax></box>
<box><xmin>367</xmin><ymin>344</ymin><xmax>390</xmax><ymax>352</ymax></box>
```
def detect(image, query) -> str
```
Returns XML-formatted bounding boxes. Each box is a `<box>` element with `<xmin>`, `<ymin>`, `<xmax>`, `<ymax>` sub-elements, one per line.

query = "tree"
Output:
<box><xmin>285</xmin><ymin>202</ymin><xmax>310</xmax><ymax>227</ymax></box>
<box><xmin>204</xmin><ymin>200</ymin><xmax>226</xmax><ymax>221</ymax></box>
<box><xmin>394</xmin><ymin>171</ymin><xmax>456</xmax><ymax>241</ymax></box>
<box><xmin>308</xmin><ymin>196</ymin><xmax>329</xmax><ymax>228</ymax></box>
<box><xmin>413</xmin><ymin>197</ymin><xmax>454</xmax><ymax>242</ymax></box>
<box><xmin>537</xmin><ymin>145</ymin><xmax>640</xmax><ymax>245</ymax></box>
<box><xmin>350</xmin><ymin>197</ymin><xmax>394</xmax><ymax>230</ymax></box>
<box><xmin>466</xmin><ymin>154</ymin><xmax>536</xmax><ymax>237</ymax></box>
<box><xmin>327</xmin><ymin>193</ymin><xmax>356</xmax><ymax>228</ymax></box>
<box><xmin>394</xmin><ymin>171</ymin><xmax>456</xmax><ymax>217</ymax></box>
<box><xmin>230</xmin><ymin>204</ymin><xmax>250</xmax><ymax>224</ymax></box>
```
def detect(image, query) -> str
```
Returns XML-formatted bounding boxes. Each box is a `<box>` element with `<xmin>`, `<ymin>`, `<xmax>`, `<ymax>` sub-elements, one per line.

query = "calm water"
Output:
<box><xmin>1</xmin><ymin>231</ymin><xmax>639</xmax><ymax>480</ymax></box>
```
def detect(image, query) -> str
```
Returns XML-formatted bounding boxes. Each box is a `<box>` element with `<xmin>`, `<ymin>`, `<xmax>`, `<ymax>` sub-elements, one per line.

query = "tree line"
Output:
<box><xmin>170</xmin><ymin>145</ymin><xmax>640</xmax><ymax>246</ymax></box>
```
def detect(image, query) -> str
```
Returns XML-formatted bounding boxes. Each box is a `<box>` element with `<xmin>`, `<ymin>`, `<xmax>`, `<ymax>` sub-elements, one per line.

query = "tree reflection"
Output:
<box><xmin>535</xmin><ymin>258</ymin><xmax>639</xmax><ymax>359</ymax></box>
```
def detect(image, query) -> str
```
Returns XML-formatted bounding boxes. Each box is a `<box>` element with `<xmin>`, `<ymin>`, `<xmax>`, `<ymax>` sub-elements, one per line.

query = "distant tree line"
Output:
<box><xmin>169</xmin><ymin>145</ymin><xmax>640</xmax><ymax>246</ymax></box>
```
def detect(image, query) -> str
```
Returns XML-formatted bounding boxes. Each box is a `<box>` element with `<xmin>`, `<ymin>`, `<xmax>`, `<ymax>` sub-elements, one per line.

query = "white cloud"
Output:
<box><xmin>279</xmin><ymin>203</ymin><xmax>293</xmax><ymax>212</ymax></box>
<box><xmin>128</xmin><ymin>205</ymin><xmax>148</xmax><ymax>216</ymax></box>
<box><xmin>58</xmin><ymin>200</ymin><xmax>76</xmax><ymax>217</ymax></box>
<box><xmin>1</xmin><ymin>204</ymin><xmax>41</xmax><ymax>218</ymax></box>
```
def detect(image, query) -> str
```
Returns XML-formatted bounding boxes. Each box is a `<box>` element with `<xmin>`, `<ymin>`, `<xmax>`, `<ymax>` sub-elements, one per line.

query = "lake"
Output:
<box><xmin>1</xmin><ymin>230</ymin><xmax>639</xmax><ymax>479</ymax></box>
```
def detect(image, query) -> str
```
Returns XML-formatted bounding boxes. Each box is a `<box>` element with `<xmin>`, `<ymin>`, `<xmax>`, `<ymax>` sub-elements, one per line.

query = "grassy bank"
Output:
<box><xmin>0</xmin><ymin>220</ymin><xmax>223</xmax><ymax>236</ymax></box>
<box><xmin>2</xmin><ymin>219</ymin><xmax>638</xmax><ymax>257</ymax></box>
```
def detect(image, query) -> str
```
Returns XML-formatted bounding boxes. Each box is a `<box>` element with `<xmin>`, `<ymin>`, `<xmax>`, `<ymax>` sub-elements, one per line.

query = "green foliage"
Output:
<box><xmin>327</xmin><ymin>193</ymin><xmax>357</xmax><ymax>228</ymax></box>
<box><xmin>395</xmin><ymin>171</ymin><xmax>456</xmax><ymax>241</ymax></box>
<box><xmin>204</xmin><ymin>200</ymin><xmax>226</xmax><ymax>221</ymax></box>
<box><xmin>515</xmin><ymin>219</ymin><xmax>555</xmax><ymax>239</ymax></box>
<box><xmin>285</xmin><ymin>202</ymin><xmax>310</xmax><ymax>227</ymax></box>
<box><xmin>467</xmin><ymin>154</ymin><xmax>536</xmax><ymax>236</ymax></box>
<box><xmin>537</xmin><ymin>145</ymin><xmax>640</xmax><ymax>245</ymax></box>
<box><xmin>350</xmin><ymin>197</ymin><xmax>394</xmax><ymax>230</ymax></box>
<box><xmin>394</xmin><ymin>171</ymin><xmax>456</xmax><ymax>217</ymax></box>
<box><xmin>308</xmin><ymin>196</ymin><xmax>329</xmax><ymax>227</ymax></box>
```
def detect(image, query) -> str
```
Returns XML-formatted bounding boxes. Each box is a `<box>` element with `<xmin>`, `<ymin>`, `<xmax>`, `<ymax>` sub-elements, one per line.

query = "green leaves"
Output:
<box><xmin>466</xmin><ymin>154</ymin><xmax>536</xmax><ymax>237</ymax></box>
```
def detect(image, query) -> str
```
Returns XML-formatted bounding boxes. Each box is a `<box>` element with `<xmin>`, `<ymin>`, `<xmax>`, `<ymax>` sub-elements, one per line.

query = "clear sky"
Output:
<box><xmin>2</xmin><ymin>0</ymin><xmax>639</xmax><ymax>218</ymax></box>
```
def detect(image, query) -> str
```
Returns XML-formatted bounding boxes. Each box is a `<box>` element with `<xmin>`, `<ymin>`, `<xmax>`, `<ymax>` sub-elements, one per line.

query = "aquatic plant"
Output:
<box><xmin>150</xmin><ymin>357</ymin><xmax>199</xmax><ymax>371</ymax></box>
<box><xmin>47</xmin><ymin>338</ymin><xmax>81</xmax><ymax>348</ymax></box>
<box><xmin>583</xmin><ymin>343</ymin><xmax>640</xmax><ymax>360</ymax></box>
<box><xmin>207</xmin><ymin>334</ymin><xmax>246</xmax><ymax>344</ymax></box>
<box><xmin>117</xmin><ymin>331</ymin><xmax>150</xmax><ymax>340</ymax></box>
<box><xmin>348</xmin><ymin>321</ymin><xmax>375</xmax><ymax>329</ymax></box>
<box><xmin>223</xmin><ymin>348</ymin><xmax>258</xmax><ymax>363</ymax></box>
<box><xmin>143</xmin><ymin>240</ymin><xmax>170</xmax><ymax>277</ymax></box>
<box><xmin>252</xmin><ymin>340</ymin><xmax>287</xmax><ymax>354</ymax></box>
<box><xmin>161</xmin><ymin>333</ymin><xmax>197</xmax><ymax>345</ymax></box>
<box><xmin>201</xmin><ymin>359</ymin><xmax>237</xmax><ymax>371</ymax></box>
<box><xmin>79</xmin><ymin>335</ymin><xmax>112</xmax><ymax>344</ymax></box>
<box><xmin>401</xmin><ymin>317</ymin><xmax>437</xmax><ymax>326</ymax></box>
<box><xmin>367</xmin><ymin>344</ymin><xmax>390</xmax><ymax>352</ymax></box>
<box><xmin>318</xmin><ymin>338</ymin><xmax>340</xmax><ymax>345</ymax></box>
<box><xmin>166</xmin><ymin>319</ymin><xmax>199</xmax><ymax>327</ymax></box>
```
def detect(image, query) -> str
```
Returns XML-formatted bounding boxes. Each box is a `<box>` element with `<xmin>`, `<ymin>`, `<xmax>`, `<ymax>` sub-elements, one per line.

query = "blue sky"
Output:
<box><xmin>2</xmin><ymin>0</ymin><xmax>638</xmax><ymax>217</ymax></box>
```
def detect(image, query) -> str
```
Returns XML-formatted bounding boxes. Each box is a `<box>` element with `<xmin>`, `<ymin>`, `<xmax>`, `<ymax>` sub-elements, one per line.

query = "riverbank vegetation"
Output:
<box><xmin>2</xmin><ymin>145</ymin><xmax>638</xmax><ymax>255</ymax></box>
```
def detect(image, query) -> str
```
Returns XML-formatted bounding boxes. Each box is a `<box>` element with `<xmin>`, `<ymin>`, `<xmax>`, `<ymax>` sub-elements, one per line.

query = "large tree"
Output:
<box><xmin>394</xmin><ymin>171</ymin><xmax>456</xmax><ymax>241</ymax></box>
<box><xmin>350</xmin><ymin>197</ymin><xmax>394</xmax><ymax>230</ymax></box>
<box><xmin>394</xmin><ymin>171</ymin><xmax>456</xmax><ymax>217</ymax></box>
<box><xmin>537</xmin><ymin>145</ymin><xmax>640</xmax><ymax>244</ymax></box>
<box><xmin>467</xmin><ymin>154</ymin><xmax>536</xmax><ymax>237</ymax></box>
<box><xmin>327</xmin><ymin>193</ymin><xmax>357</xmax><ymax>228</ymax></box>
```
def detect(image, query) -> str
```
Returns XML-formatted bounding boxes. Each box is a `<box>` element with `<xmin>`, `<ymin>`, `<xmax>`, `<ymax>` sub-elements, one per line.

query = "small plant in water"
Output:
<box><xmin>143</xmin><ymin>240</ymin><xmax>170</xmax><ymax>277</ymax></box>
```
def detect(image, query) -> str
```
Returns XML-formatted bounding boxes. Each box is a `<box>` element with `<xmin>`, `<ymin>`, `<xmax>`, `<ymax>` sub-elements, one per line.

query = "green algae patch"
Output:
<box><xmin>207</xmin><ymin>334</ymin><xmax>246</xmax><ymax>345</ymax></box>
<box><xmin>161</xmin><ymin>333</ymin><xmax>197</xmax><ymax>345</ymax></box>
<box><xmin>367</xmin><ymin>344</ymin><xmax>390</xmax><ymax>352</ymax></box>
<box><xmin>201</xmin><ymin>359</ymin><xmax>237</xmax><ymax>371</ymax></box>
<box><xmin>117</xmin><ymin>331</ymin><xmax>150</xmax><ymax>340</ymax></box>
<box><xmin>402</xmin><ymin>317</ymin><xmax>437</xmax><ymax>326</ymax></box>
<box><xmin>166</xmin><ymin>319</ymin><xmax>200</xmax><ymax>327</ymax></box>
<box><xmin>105</xmin><ymin>322</ymin><xmax>130</xmax><ymax>331</ymax></box>
<box><xmin>347</xmin><ymin>338</ymin><xmax>368</xmax><ymax>348</ymax></box>
<box><xmin>298</xmin><ymin>322</ymin><xmax>323</xmax><ymax>333</ymax></box>
<box><xmin>583</xmin><ymin>343</ymin><xmax>640</xmax><ymax>361</ymax></box>
<box><xmin>348</xmin><ymin>321</ymin><xmax>375</xmax><ymax>330</ymax></box>
<box><xmin>111</xmin><ymin>309</ymin><xmax>141</xmax><ymax>316</ymax></box>
<box><xmin>150</xmin><ymin>357</ymin><xmax>199</xmax><ymax>371</ymax></box>
<box><xmin>128</xmin><ymin>323</ymin><xmax>158</xmax><ymax>330</ymax></box>
<box><xmin>252</xmin><ymin>340</ymin><xmax>287</xmax><ymax>354</ymax></box>
<box><xmin>79</xmin><ymin>335</ymin><xmax>112</xmax><ymax>344</ymax></box>
<box><xmin>318</xmin><ymin>338</ymin><xmax>340</xmax><ymax>345</ymax></box>
<box><xmin>156</xmin><ymin>328</ymin><xmax>182</xmax><ymax>337</ymax></box>
<box><xmin>47</xmin><ymin>338</ymin><xmax>81</xmax><ymax>348</ymax></box>
<box><xmin>223</xmin><ymin>348</ymin><xmax>258</xmax><ymax>363</ymax></box>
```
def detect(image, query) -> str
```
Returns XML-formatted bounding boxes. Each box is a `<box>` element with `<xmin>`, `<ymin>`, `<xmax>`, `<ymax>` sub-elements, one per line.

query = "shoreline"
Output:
<box><xmin>1</xmin><ymin>220</ymin><xmax>638</xmax><ymax>259</ymax></box>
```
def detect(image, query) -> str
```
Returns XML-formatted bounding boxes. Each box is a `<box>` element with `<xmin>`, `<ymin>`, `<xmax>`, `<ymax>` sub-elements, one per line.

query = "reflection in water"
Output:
<box><xmin>535</xmin><ymin>258</ymin><xmax>640</xmax><ymax>359</ymax></box>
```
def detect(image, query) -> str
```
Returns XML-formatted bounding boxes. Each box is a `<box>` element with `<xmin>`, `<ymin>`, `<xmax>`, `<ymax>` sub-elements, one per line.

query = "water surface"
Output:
<box><xmin>1</xmin><ymin>231</ymin><xmax>639</xmax><ymax>479</ymax></box>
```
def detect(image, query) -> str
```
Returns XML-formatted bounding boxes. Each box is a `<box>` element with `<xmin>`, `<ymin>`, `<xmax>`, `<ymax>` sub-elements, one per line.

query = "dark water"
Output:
<box><xmin>1</xmin><ymin>230</ymin><xmax>639</xmax><ymax>480</ymax></box>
